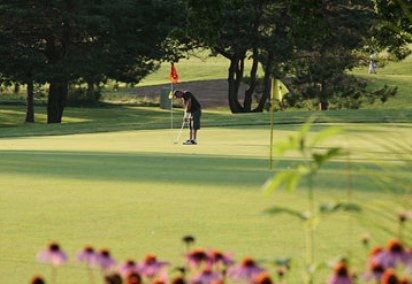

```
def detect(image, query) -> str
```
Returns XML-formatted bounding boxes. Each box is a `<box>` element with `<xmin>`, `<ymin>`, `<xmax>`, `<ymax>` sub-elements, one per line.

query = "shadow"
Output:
<box><xmin>0</xmin><ymin>150</ymin><xmax>272</xmax><ymax>187</ymax></box>
<box><xmin>0</xmin><ymin>150</ymin><xmax>408</xmax><ymax>194</ymax></box>
<box><xmin>1</xmin><ymin>104</ymin><xmax>411</xmax><ymax>139</ymax></box>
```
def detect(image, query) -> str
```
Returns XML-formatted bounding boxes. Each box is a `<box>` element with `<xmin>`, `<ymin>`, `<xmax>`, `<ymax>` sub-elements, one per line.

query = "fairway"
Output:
<box><xmin>1</xmin><ymin>123</ymin><xmax>411</xmax><ymax>283</ymax></box>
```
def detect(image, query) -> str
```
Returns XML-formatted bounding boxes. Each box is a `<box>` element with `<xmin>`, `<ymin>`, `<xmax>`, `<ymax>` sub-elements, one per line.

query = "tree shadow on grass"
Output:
<box><xmin>1</xmin><ymin>104</ymin><xmax>411</xmax><ymax>138</ymax></box>
<box><xmin>0</xmin><ymin>150</ymin><xmax>407</xmax><ymax>194</ymax></box>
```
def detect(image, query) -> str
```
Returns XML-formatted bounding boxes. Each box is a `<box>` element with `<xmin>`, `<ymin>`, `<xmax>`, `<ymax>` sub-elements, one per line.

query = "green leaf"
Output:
<box><xmin>264</xmin><ymin>206</ymin><xmax>307</xmax><ymax>221</ymax></box>
<box><xmin>312</xmin><ymin>147</ymin><xmax>344</xmax><ymax>168</ymax></box>
<box><xmin>263</xmin><ymin>170</ymin><xmax>302</xmax><ymax>194</ymax></box>
<box><xmin>299</xmin><ymin>116</ymin><xmax>317</xmax><ymax>140</ymax></box>
<box><xmin>297</xmin><ymin>117</ymin><xmax>316</xmax><ymax>152</ymax></box>
<box><xmin>274</xmin><ymin>140</ymin><xmax>296</xmax><ymax>156</ymax></box>
<box><xmin>310</xmin><ymin>127</ymin><xmax>343</xmax><ymax>147</ymax></box>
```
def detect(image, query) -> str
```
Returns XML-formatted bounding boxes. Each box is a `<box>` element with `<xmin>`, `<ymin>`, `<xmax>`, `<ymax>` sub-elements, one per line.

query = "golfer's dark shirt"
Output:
<box><xmin>183</xmin><ymin>92</ymin><xmax>201</xmax><ymax>113</ymax></box>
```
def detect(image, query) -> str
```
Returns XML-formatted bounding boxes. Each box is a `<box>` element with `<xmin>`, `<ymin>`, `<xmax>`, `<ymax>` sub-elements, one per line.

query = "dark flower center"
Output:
<box><xmin>100</xmin><ymin>249</ymin><xmax>110</xmax><ymax>257</ymax></box>
<box><xmin>370</xmin><ymin>247</ymin><xmax>383</xmax><ymax>256</ymax></box>
<box><xmin>171</xmin><ymin>277</ymin><xmax>186</xmax><ymax>284</ymax></box>
<box><xmin>202</xmin><ymin>268</ymin><xmax>212</xmax><ymax>275</ymax></box>
<box><xmin>242</xmin><ymin>258</ymin><xmax>255</xmax><ymax>267</ymax></box>
<box><xmin>212</xmin><ymin>251</ymin><xmax>223</xmax><ymax>261</ymax></box>
<box><xmin>49</xmin><ymin>243</ymin><xmax>60</xmax><ymax>252</ymax></box>
<box><xmin>336</xmin><ymin>265</ymin><xmax>348</xmax><ymax>277</ymax></box>
<box><xmin>145</xmin><ymin>255</ymin><xmax>157</xmax><ymax>264</ymax></box>
<box><xmin>386</xmin><ymin>275</ymin><xmax>399</xmax><ymax>284</ymax></box>
<box><xmin>191</xmin><ymin>250</ymin><xmax>208</xmax><ymax>261</ymax></box>
<box><xmin>371</xmin><ymin>263</ymin><xmax>385</xmax><ymax>274</ymax></box>
<box><xmin>389</xmin><ymin>242</ymin><xmax>403</xmax><ymax>253</ymax></box>
<box><xmin>84</xmin><ymin>246</ymin><xmax>94</xmax><ymax>254</ymax></box>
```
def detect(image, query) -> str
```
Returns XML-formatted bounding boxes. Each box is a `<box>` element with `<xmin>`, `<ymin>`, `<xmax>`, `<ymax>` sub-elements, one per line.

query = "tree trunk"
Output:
<box><xmin>228</xmin><ymin>57</ymin><xmax>244</xmax><ymax>113</ymax></box>
<box><xmin>243</xmin><ymin>48</ymin><xmax>259</xmax><ymax>112</ymax></box>
<box><xmin>255</xmin><ymin>51</ymin><xmax>274</xmax><ymax>112</ymax></box>
<box><xmin>319</xmin><ymin>82</ymin><xmax>329</xmax><ymax>110</ymax></box>
<box><xmin>25</xmin><ymin>81</ymin><xmax>34</xmax><ymax>123</ymax></box>
<box><xmin>47</xmin><ymin>81</ymin><xmax>68</xmax><ymax>123</ymax></box>
<box><xmin>87</xmin><ymin>81</ymin><xmax>94</xmax><ymax>96</ymax></box>
<box><xmin>14</xmin><ymin>83</ymin><xmax>20</xmax><ymax>94</ymax></box>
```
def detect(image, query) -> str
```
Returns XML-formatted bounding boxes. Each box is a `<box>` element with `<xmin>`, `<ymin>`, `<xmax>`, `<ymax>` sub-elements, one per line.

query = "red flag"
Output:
<box><xmin>169</xmin><ymin>63</ymin><xmax>178</xmax><ymax>84</ymax></box>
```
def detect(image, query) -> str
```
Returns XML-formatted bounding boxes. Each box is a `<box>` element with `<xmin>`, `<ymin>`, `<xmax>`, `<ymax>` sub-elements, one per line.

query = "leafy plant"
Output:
<box><xmin>263</xmin><ymin>116</ymin><xmax>347</xmax><ymax>283</ymax></box>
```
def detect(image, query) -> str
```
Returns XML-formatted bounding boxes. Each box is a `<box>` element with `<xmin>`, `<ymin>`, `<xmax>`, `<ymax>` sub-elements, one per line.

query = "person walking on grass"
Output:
<box><xmin>174</xmin><ymin>90</ymin><xmax>201</xmax><ymax>145</ymax></box>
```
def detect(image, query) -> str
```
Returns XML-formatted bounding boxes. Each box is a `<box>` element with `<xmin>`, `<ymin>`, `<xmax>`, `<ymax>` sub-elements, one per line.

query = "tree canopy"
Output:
<box><xmin>0</xmin><ymin>0</ymin><xmax>182</xmax><ymax>123</ymax></box>
<box><xmin>0</xmin><ymin>0</ymin><xmax>411</xmax><ymax>120</ymax></box>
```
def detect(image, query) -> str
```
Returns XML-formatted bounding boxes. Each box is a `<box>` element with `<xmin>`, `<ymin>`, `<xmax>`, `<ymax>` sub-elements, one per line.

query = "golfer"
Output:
<box><xmin>174</xmin><ymin>90</ymin><xmax>201</xmax><ymax>145</ymax></box>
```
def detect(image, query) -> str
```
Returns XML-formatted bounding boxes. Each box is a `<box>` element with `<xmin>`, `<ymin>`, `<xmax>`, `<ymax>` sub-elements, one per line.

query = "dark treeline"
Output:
<box><xmin>0</xmin><ymin>0</ymin><xmax>411</xmax><ymax>122</ymax></box>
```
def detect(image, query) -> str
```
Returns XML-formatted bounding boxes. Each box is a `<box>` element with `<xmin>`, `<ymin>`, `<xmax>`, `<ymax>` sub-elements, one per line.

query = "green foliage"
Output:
<box><xmin>0</xmin><ymin>0</ymin><xmax>183</xmax><ymax>122</ymax></box>
<box><xmin>264</xmin><ymin>206</ymin><xmax>308</xmax><ymax>221</ymax></box>
<box><xmin>373</xmin><ymin>0</ymin><xmax>412</xmax><ymax>59</ymax></box>
<box><xmin>264</xmin><ymin>118</ymin><xmax>347</xmax><ymax>282</ymax></box>
<box><xmin>284</xmin><ymin>74</ymin><xmax>398</xmax><ymax>110</ymax></box>
<box><xmin>66</xmin><ymin>88</ymin><xmax>102</xmax><ymax>108</ymax></box>
<box><xmin>319</xmin><ymin>202</ymin><xmax>362</xmax><ymax>213</ymax></box>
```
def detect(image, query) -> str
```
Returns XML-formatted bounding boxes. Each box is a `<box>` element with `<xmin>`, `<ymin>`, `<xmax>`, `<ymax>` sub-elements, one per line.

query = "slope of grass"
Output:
<box><xmin>352</xmin><ymin>53</ymin><xmax>412</xmax><ymax>109</ymax></box>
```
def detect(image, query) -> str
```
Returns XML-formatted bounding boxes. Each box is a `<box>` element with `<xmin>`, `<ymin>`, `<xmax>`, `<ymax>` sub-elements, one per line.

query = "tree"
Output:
<box><xmin>373</xmin><ymin>0</ymin><xmax>412</xmax><ymax>59</ymax></box>
<box><xmin>0</xmin><ymin>0</ymin><xmax>182</xmax><ymax>123</ymax></box>
<box><xmin>185</xmin><ymin>0</ymin><xmax>288</xmax><ymax>113</ymax></box>
<box><xmin>286</xmin><ymin>0</ymin><xmax>378</xmax><ymax>110</ymax></box>
<box><xmin>184</xmin><ymin>0</ymin><xmax>342</xmax><ymax>113</ymax></box>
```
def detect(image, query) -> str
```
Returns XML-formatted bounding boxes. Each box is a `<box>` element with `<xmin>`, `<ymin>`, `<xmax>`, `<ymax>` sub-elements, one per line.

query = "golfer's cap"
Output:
<box><xmin>173</xmin><ymin>90</ymin><xmax>181</xmax><ymax>97</ymax></box>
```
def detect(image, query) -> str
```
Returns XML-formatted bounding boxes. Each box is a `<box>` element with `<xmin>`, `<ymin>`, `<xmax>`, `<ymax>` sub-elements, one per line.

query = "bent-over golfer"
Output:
<box><xmin>174</xmin><ymin>90</ymin><xmax>201</xmax><ymax>145</ymax></box>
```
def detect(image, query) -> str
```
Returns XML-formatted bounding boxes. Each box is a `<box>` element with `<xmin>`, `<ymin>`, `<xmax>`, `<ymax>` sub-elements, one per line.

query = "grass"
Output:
<box><xmin>0</xmin><ymin>114</ymin><xmax>411</xmax><ymax>283</ymax></box>
<box><xmin>0</xmin><ymin>50</ymin><xmax>411</xmax><ymax>283</ymax></box>
<box><xmin>352</xmin><ymin>52</ymin><xmax>412</xmax><ymax>109</ymax></box>
<box><xmin>1</xmin><ymin>104</ymin><xmax>411</xmax><ymax>139</ymax></box>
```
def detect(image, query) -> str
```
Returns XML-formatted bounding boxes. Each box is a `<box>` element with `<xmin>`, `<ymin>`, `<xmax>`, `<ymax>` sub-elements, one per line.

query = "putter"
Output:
<box><xmin>173</xmin><ymin>121</ymin><xmax>186</xmax><ymax>144</ymax></box>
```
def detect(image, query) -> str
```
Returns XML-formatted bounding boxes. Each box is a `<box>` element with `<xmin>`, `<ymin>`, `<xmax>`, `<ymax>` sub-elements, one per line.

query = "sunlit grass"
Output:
<box><xmin>0</xmin><ymin>122</ymin><xmax>411</xmax><ymax>283</ymax></box>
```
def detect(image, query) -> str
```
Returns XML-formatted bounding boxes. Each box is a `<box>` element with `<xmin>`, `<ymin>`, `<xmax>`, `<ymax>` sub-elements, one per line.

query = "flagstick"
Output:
<box><xmin>170</xmin><ymin>82</ymin><xmax>174</xmax><ymax>130</ymax></box>
<box><xmin>269</xmin><ymin>78</ymin><xmax>275</xmax><ymax>170</ymax></box>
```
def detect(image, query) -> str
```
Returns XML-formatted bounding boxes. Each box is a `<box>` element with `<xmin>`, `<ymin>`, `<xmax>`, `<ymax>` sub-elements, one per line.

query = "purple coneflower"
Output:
<box><xmin>362</xmin><ymin>261</ymin><xmax>385</xmax><ymax>282</ymax></box>
<box><xmin>373</xmin><ymin>240</ymin><xmax>409</xmax><ymax>269</ymax></box>
<box><xmin>208</xmin><ymin>249</ymin><xmax>234</xmax><ymax>267</ymax></box>
<box><xmin>118</xmin><ymin>259</ymin><xmax>140</xmax><ymax>276</ymax></box>
<box><xmin>366</xmin><ymin>247</ymin><xmax>383</xmax><ymax>266</ymax></box>
<box><xmin>406</xmin><ymin>248</ymin><xmax>412</xmax><ymax>275</ymax></box>
<box><xmin>37</xmin><ymin>242</ymin><xmax>68</xmax><ymax>266</ymax></box>
<box><xmin>171</xmin><ymin>276</ymin><xmax>186</xmax><ymax>284</ymax></box>
<box><xmin>190</xmin><ymin>267</ymin><xmax>222</xmax><ymax>284</ymax></box>
<box><xmin>380</xmin><ymin>269</ymin><xmax>399</xmax><ymax>284</ymax></box>
<box><xmin>138</xmin><ymin>254</ymin><xmax>170</xmax><ymax>278</ymax></box>
<box><xmin>96</xmin><ymin>248</ymin><xmax>117</xmax><ymax>271</ymax></box>
<box><xmin>254</xmin><ymin>272</ymin><xmax>274</xmax><ymax>284</ymax></box>
<box><xmin>77</xmin><ymin>245</ymin><xmax>98</xmax><ymax>268</ymax></box>
<box><xmin>327</xmin><ymin>262</ymin><xmax>354</xmax><ymax>284</ymax></box>
<box><xmin>126</xmin><ymin>272</ymin><xmax>142</xmax><ymax>284</ymax></box>
<box><xmin>186</xmin><ymin>249</ymin><xmax>210</xmax><ymax>269</ymax></box>
<box><xmin>226</xmin><ymin>257</ymin><xmax>265</xmax><ymax>281</ymax></box>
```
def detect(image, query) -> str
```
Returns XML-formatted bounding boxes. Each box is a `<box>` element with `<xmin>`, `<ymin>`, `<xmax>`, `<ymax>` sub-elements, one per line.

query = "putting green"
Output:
<box><xmin>0</xmin><ymin>124</ymin><xmax>410</xmax><ymax>283</ymax></box>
